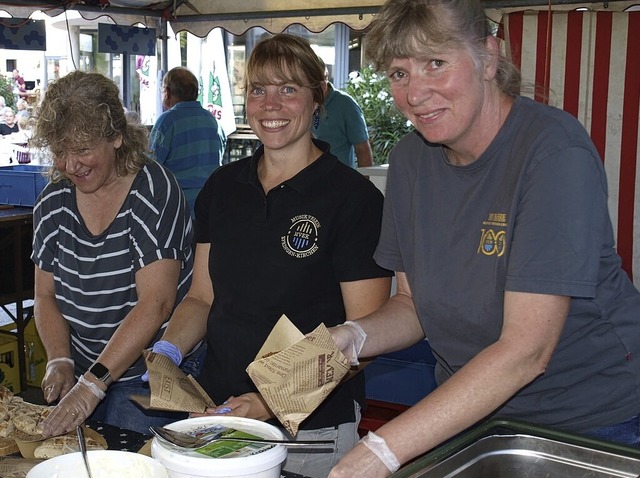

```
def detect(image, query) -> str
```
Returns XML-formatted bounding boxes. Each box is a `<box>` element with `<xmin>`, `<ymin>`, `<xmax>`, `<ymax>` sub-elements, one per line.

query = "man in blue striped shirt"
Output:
<box><xmin>150</xmin><ymin>67</ymin><xmax>226</xmax><ymax>217</ymax></box>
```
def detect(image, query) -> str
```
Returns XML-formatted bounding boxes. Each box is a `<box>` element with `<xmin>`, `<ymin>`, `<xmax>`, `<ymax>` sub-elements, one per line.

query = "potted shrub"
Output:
<box><xmin>344</xmin><ymin>65</ymin><xmax>413</xmax><ymax>165</ymax></box>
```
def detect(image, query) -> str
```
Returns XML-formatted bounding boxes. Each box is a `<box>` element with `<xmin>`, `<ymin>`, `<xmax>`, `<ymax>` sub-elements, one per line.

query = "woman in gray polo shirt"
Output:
<box><xmin>329</xmin><ymin>1</ymin><xmax>640</xmax><ymax>477</ymax></box>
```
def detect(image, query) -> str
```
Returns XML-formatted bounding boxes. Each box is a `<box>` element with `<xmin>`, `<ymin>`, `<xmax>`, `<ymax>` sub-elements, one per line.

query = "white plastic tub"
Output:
<box><xmin>151</xmin><ymin>416</ymin><xmax>287</xmax><ymax>478</ymax></box>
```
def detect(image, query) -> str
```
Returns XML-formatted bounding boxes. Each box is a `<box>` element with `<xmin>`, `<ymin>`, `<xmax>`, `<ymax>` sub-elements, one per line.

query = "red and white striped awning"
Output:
<box><xmin>502</xmin><ymin>10</ymin><xmax>640</xmax><ymax>286</ymax></box>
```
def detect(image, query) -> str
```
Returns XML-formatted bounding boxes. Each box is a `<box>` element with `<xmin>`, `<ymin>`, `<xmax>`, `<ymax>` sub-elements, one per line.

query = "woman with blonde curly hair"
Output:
<box><xmin>31</xmin><ymin>71</ymin><xmax>194</xmax><ymax>436</ymax></box>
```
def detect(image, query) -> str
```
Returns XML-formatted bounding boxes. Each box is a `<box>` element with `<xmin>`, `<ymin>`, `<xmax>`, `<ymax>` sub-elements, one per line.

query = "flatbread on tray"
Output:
<box><xmin>0</xmin><ymin>437</ymin><xmax>19</xmax><ymax>456</ymax></box>
<box><xmin>11</xmin><ymin>401</ymin><xmax>53</xmax><ymax>437</ymax></box>
<box><xmin>33</xmin><ymin>433</ymin><xmax>105</xmax><ymax>458</ymax></box>
<box><xmin>0</xmin><ymin>385</ymin><xmax>107</xmax><ymax>458</ymax></box>
<box><xmin>0</xmin><ymin>412</ymin><xmax>14</xmax><ymax>439</ymax></box>
<box><xmin>14</xmin><ymin>426</ymin><xmax>108</xmax><ymax>459</ymax></box>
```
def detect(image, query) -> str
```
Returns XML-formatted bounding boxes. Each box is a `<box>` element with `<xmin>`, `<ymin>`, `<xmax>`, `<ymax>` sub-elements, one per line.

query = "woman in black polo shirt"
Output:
<box><xmin>150</xmin><ymin>33</ymin><xmax>393</xmax><ymax>478</ymax></box>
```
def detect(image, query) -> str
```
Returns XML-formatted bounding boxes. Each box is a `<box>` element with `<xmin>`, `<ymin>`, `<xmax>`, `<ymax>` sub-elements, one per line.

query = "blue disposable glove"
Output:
<box><xmin>141</xmin><ymin>340</ymin><xmax>183</xmax><ymax>382</ymax></box>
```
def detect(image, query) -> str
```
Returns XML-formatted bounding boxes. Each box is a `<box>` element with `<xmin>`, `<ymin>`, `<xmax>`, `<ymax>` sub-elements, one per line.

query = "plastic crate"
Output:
<box><xmin>0</xmin><ymin>334</ymin><xmax>21</xmax><ymax>393</ymax></box>
<box><xmin>0</xmin><ymin>165</ymin><xmax>48</xmax><ymax>206</ymax></box>
<box><xmin>364</xmin><ymin>340</ymin><xmax>437</xmax><ymax>406</ymax></box>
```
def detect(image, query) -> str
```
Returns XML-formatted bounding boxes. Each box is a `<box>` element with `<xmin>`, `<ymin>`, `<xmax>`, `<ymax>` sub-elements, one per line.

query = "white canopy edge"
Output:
<box><xmin>0</xmin><ymin>0</ymin><xmax>638</xmax><ymax>36</ymax></box>
<box><xmin>170</xmin><ymin>13</ymin><xmax>380</xmax><ymax>37</ymax></box>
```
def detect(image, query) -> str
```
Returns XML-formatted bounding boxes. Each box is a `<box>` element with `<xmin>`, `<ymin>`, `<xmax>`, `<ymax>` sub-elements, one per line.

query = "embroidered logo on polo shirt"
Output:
<box><xmin>477</xmin><ymin>212</ymin><xmax>507</xmax><ymax>257</ymax></box>
<box><xmin>282</xmin><ymin>214</ymin><xmax>320</xmax><ymax>258</ymax></box>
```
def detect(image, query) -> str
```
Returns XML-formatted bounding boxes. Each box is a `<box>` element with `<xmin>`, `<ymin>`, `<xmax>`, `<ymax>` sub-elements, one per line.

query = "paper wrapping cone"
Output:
<box><xmin>130</xmin><ymin>350</ymin><xmax>215</xmax><ymax>413</ymax></box>
<box><xmin>246</xmin><ymin>316</ymin><xmax>351</xmax><ymax>435</ymax></box>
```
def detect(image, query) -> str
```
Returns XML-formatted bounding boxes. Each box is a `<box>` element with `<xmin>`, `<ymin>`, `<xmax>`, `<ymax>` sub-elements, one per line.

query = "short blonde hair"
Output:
<box><xmin>365</xmin><ymin>0</ymin><xmax>521</xmax><ymax>96</ymax></box>
<box><xmin>244</xmin><ymin>33</ymin><xmax>325</xmax><ymax>106</ymax></box>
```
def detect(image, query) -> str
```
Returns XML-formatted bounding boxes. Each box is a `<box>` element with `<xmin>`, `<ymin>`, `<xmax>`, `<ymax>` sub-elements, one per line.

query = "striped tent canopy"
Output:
<box><xmin>502</xmin><ymin>10</ymin><xmax>640</xmax><ymax>286</ymax></box>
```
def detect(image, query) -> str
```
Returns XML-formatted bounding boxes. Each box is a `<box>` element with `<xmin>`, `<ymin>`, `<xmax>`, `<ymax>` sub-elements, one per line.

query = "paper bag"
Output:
<box><xmin>130</xmin><ymin>349</ymin><xmax>215</xmax><ymax>413</ymax></box>
<box><xmin>246</xmin><ymin>315</ymin><xmax>351</xmax><ymax>435</ymax></box>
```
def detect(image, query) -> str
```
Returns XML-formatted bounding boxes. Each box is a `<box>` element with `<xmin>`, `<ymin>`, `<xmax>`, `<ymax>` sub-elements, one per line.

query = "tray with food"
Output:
<box><xmin>0</xmin><ymin>385</ymin><xmax>107</xmax><ymax>459</ymax></box>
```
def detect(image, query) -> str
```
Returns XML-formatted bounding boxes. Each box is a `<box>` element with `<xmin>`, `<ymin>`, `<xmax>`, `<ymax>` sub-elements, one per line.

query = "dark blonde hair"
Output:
<box><xmin>243</xmin><ymin>33</ymin><xmax>325</xmax><ymax>106</ymax></box>
<box><xmin>30</xmin><ymin>70</ymin><xmax>150</xmax><ymax>182</ymax></box>
<box><xmin>365</xmin><ymin>0</ymin><xmax>521</xmax><ymax>96</ymax></box>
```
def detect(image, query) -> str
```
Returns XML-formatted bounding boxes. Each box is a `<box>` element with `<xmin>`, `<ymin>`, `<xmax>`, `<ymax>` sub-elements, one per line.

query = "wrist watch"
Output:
<box><xmin>87</xmin><ymin>362</ymin><xmax>113</xmax><ymax>386</ymax></box>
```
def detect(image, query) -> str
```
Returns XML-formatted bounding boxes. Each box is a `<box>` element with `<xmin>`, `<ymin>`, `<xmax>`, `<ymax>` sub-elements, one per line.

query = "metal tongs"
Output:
<box><xmin>76</xmin><ymin>425</ymin><xmax>94</xmax><ymax>478</ymax></box>
<box><xmin>149</xmin><ymin>425</ymin><xmax>335</xmax><ymax>450</ymax></box>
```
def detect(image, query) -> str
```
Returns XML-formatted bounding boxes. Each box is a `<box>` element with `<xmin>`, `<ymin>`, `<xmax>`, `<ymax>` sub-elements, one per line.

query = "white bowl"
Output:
<box><xmin>26</xmin><ymin>450</ymin><xmax>168</xmax><ymax>478</ymax></box>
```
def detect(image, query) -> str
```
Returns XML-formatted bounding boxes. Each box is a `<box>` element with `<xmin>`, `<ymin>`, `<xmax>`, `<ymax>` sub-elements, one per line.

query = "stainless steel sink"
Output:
<box><xmin>392</xmin><ymin>420</ymin><xmax>640</xmax><ymax>478</ymax></box>
<box><xmin>403</xmin><ymin>434</ymin><xmax>640</xmax><ymax>477</ymax></box>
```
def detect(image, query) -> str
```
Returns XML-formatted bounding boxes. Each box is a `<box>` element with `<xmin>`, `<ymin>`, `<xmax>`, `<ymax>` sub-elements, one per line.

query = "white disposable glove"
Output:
<box><xmin>41</xmin><ymin>357</ymin><xmax>75</xmax><ymax>403</ymax></box>
<box><xmin>41</xmin><ymin>375</ymin><xmax>106</xmax><ymax>437</ymax></box>
<box><xmin>329</xmin><ymin>320</ymin><xmax>367</xmax><ymax>366</ymax></box>
<box><xmin>361</xmin><ymin>431</ymin><xmax>401</xmax><ymax>473</ymax></box>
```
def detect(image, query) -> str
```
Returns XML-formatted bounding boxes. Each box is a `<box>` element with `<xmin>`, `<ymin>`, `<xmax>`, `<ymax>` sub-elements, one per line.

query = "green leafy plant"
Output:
<box><xmin>344</xmin><ymin>65</ymin><xmax>413</xmax><ymax>165</ymax></box>
<box><xmin>0</xmin><ymin>74</ymin><xmax>16</xmax><ymax>109</ymax></box>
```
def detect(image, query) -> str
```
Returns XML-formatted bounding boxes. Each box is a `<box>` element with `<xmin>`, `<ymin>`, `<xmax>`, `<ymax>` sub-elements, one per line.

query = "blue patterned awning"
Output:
<box><xmin>0</xmin><ymin>18</ymin><xmax>46</xmax><ymax>51</ymax></box>
<box><xmin>98</xmin><ymin>24</ymin><xmax>156</xmax><ymax>56</ymax></box>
